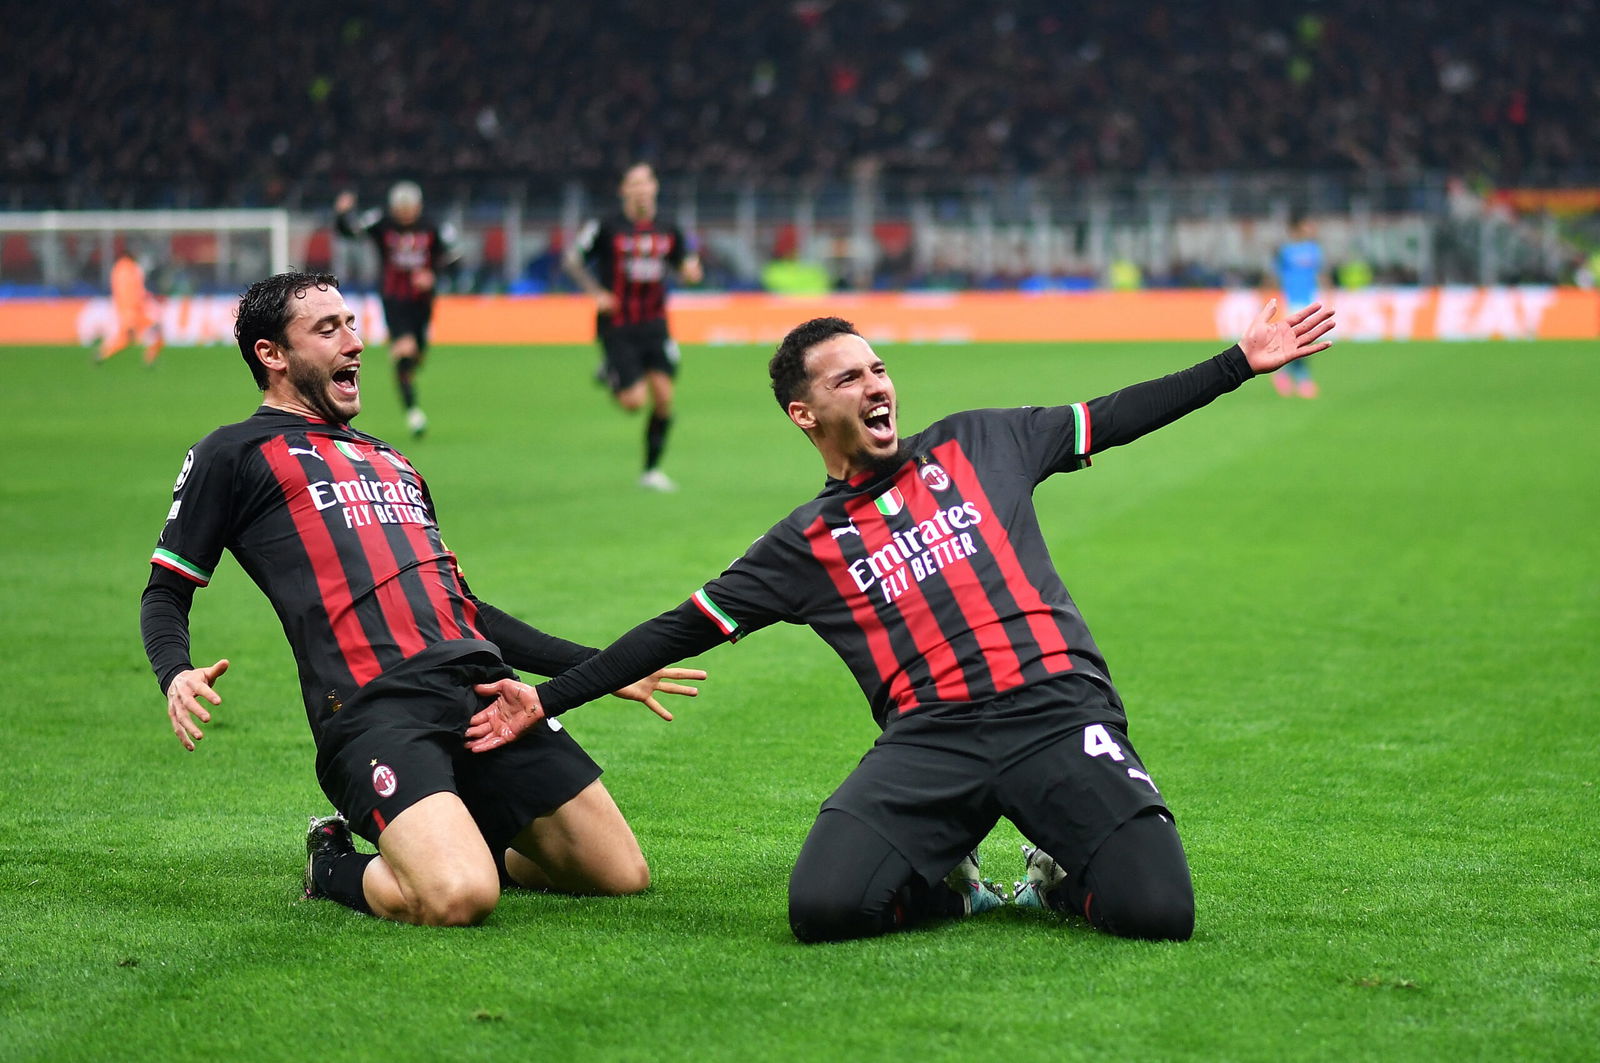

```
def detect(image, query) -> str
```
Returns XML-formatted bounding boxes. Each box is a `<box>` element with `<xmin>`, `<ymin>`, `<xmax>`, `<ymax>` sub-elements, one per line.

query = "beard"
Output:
<box><xmin>856</xmin><ymin>439</ymin><xmax>913</xmax><ymax>481</ymax></box>
<box><xmin>285</xmin><ymin>351</ymin><xmax>358</xmax><ymax>425</ymax></box>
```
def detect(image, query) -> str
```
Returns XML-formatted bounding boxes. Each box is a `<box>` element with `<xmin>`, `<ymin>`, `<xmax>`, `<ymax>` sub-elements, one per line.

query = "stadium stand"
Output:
<box><xmin>2</xmin><ymin>0</ymin><xmax>1595</xmax><ymax>208</ymax></box>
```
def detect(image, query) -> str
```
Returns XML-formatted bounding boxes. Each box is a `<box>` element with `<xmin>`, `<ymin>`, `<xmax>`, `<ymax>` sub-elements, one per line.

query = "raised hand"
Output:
<box><xmin>1239</xmin><ymin>300</ymin><xmax>1336</xmax><ymax>374</ymax></box>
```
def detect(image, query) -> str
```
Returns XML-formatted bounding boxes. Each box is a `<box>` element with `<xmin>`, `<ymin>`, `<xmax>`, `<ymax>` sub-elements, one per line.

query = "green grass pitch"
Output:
<box><xmin>1</xmin><ymin>331</ymin><xmax>1595</xmax><ymax>1061</ymax></box>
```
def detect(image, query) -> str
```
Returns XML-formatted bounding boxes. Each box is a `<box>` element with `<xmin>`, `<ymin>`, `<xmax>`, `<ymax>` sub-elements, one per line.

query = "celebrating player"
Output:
<box><xmin>564</xmin><ymin>162</ymin><xmax>703</xmax><ymax>491</ymax></box>
<box><xmin>335</xmin><ymin>182</ymin><xmax>457</xmax><ymax>437</ymax></box>
<box><xmin>465</xmin><ymin>300</ymin><xmax>1335</xmax><ymax>944</ymax></box>
<box><xmin>141</xmin><ymin>271</ymin><xmax>704</xmax><ymax>927</ymax></box>
<box><xmin>97</xmin><ymin>249</ymin><xmax>164</xmax><ymax>366</ymax></box>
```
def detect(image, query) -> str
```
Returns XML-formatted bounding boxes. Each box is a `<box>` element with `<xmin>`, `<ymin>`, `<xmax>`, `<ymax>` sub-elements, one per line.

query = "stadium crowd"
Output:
<box><xmin>3</xmin><ymin>0</ymin><xmax>1595</xmax><ymax>206</ymax></box>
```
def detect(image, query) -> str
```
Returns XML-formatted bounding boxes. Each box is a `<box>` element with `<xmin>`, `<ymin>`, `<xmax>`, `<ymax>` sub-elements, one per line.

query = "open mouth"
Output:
<box><xmin>331</xmin><ymin>365</ymin><xmax>360</xmax><ymax>397</ymax></box>
<box><xmin>863</xmin><ymin>403</ymin><xmax>894</xmax><ymax>443</ymax></box>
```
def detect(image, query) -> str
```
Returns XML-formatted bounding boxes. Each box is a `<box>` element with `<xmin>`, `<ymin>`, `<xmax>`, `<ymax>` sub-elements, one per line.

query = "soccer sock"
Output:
<box><xmin>396</xmin><ymin>357</ymin><xmax>419</xmax><ymax>409</ymax></box>
<box><xmin>314</xmin><ymin>850</ymin><xmax>377</xmax><ymax>915</ymax></box>
<box><xmin>645</xmin><ymin>412</ymin><xmax>672</xmax><ymax>471</ymax></box>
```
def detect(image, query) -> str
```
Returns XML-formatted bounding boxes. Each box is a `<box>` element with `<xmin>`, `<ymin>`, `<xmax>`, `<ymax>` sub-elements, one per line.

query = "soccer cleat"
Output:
<box><xmin>944</xmin><ymin>850</ymin><xmax>1007</xmax><ymax>916</ymax></box>
<box><xmin>406</xmin><ymin>406</ymin><xmax>428</xmax><ymax>437</ymax></box>
<box><xmin>638</xmin><ymin>468</ymin><xmax>678</xmax><ymax>492</ymax></box>
<box><xmin>1012</xmin><ymin>843</ymin><xmax>1068</xmax><ymax>910</ymax></box>
<box><xmin>1296</xmin><ymin>379</ymin><xmax>1320</xmax><ymax>399</ymax></box>
<box><xmin>303</xmin><ymin>813</ymin><xmax>356</xmax><ymax>900</ymax></box>
<box><xmin>1272</xmin><ymin>371</ymin><xmax>1294</xmax><ymax>397</ymax></box>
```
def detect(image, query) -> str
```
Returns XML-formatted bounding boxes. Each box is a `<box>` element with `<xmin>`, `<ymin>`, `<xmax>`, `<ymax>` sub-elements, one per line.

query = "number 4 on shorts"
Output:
<box><xmin>1082</xmin><ymin>723</ymin><xmax>1126</xmax><ymax>762</ymax></box>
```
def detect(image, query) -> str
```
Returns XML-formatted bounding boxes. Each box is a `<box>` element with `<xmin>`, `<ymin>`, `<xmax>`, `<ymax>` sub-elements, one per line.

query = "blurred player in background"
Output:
<box><xmin>1273</xmin><ymin>214</ymin><xmax>1325</xmax><ymax>398</ymax></box>
<box><xmin>97</xmin><ymin>249</ymin><xmax>164</xmax><ymax>365</ymax></box>
<box><xmin>466</xmin><ymin>300</ymin><xmax>1334</xmax><ymax>945</ymax></box>
<box><xmin>335</xmin><ymin>182</ymin><xmax>458</xmax><ymax>436</ymax></box>
<box><xmin>564</xmin><ymin>163</ymin><xmax>703</xmax><ymax>492</ymax></box>
<box><xmin>142</xmin><ymin>271</ymin><xmax>703</xmax><ymax>926</ymax></box>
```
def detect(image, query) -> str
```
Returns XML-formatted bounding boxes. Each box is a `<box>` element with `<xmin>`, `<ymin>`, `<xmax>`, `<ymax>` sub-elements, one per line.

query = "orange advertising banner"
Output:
<box><xmin>3</xmin><ymin>288</ymin><xmax>1595</xmax><ymax>346</ymax></box>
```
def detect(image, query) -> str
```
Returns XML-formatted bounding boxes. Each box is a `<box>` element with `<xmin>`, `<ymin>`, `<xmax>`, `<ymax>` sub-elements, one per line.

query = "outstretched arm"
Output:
<box><xmin>465</xmin><ymin>601</ymin><xmax>723</xmax><ymax>752</ymax></box>
<box><xmin>1080</xmin><ymin>300</ymin><xmax>1335</xmax><ymax>455</ymax></box>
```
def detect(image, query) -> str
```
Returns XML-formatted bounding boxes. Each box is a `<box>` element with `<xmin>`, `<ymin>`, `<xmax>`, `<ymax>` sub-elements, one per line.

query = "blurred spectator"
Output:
<box><xmin>3</xmin><ymin>1</ymin><xmax>1596</xmax><ymax>206</ymax></box>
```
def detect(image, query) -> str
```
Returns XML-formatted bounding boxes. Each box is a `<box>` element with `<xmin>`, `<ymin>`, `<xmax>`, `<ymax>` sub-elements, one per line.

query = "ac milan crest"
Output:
<box><xmin>371</xmin><ymin>763</ymin><xmax>398</xmax><ymax>798</ymax></box>
<box><xmin>920</xmin><ymin>463</ymin><xmax>951</xmax><ymax>491</ymax></box>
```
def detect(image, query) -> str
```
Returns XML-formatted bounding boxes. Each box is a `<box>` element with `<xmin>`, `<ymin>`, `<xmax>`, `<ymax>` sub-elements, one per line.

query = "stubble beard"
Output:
<box><xmin>286</xmin><ymin>354</ymin><xmax>357</xmax><ymax>426</ymax></box>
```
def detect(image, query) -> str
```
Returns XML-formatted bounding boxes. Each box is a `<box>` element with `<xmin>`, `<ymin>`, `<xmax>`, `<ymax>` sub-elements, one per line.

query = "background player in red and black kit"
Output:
<box><xmin>335</xmin><ymin>182</ymin><xmax>457</xmax><ymax>438</ymax></box>
<box><xmin>564</xmin><ymin>163</ymin><xmax>703</xmax><ymax>492</ymax></box>
<box><xmin>141</xmin><ymin>271</ymin><xmax>703</xmax><ymax>927</ymax></box>
<box><xmin>464</xmin><ymin>300</ymin><xmax>1335</xmax><ymax>944</ymax></box>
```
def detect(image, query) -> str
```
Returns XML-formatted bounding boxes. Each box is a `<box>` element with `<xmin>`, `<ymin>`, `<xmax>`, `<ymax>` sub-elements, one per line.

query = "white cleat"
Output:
<box><xmin>1012</xmin><ymin>844</ymin><xmax>1067</xmax><ymax>910</ymax></box>
<box><xmin>945</xmin><ymin>850</ymin><xmax>1006</xmax><ymax>915</ymax></box>
<box><xmin>406</xmin><ymin>407</ymin><xmax>428</xmax><ymax>437</ymax></box>
<box><xmin>638</xmin><ymin>469</ymin><xmax>678</xmax><ymax>492</ymax></box>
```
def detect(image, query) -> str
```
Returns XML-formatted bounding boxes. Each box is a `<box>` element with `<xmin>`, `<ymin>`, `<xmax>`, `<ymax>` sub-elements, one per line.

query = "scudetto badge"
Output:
<box><xmin>372</xmin><ymin>763</ymin><xmax>398</xmax><ymax>798</ymax></box>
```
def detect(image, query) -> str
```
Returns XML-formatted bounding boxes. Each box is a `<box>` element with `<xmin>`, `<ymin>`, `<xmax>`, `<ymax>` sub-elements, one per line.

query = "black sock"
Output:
<box><xmin>396</xmin><ymin>357</ymin><xmax>418</xmax><ymax>409</ymax></box>
<box><xmin>645</xmin><ymin>412</ymin><xmax>672</xmax><ymax>471</ymax></box>
<box><xmin>314</xmin><ymin>850</ymin><xmax>377</xmax><ymax>915</ymax></box>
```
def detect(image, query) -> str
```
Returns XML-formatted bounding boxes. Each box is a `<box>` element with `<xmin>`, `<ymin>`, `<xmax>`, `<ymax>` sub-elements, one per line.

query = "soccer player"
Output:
<box><xmin>1272</xmin><ymin>214</ymin><xmax>1326</xmax><ymax>398</ymax></box>
<box><xmin>334</xmin><ymin>182</ymin><xmax>457</xmax><ymax>436</ymax></box>
<box><xmin>97</xmin><ymin>249</ymin><xmax>164</xmax><ymax>365</ymax></box>
<box><xmin>564</xmin><ymin>162</ymin><xmax>703</xmax><ymax>492</ymax></box>
<box><xmin>464</xmin><ymin>300</ymin><xmax>1335</xmax><ymax>944</ymax></box>
<box><xmin>141</xmin><ymin>271</ymin><xmax>704</xmax><ymax>927</ymax></box>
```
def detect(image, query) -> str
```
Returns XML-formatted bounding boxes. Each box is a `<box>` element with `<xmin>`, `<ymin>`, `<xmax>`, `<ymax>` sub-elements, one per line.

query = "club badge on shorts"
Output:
<box><xmin>371</xmin><ymin>762</ymin><xmax>398</xmax><ymax>798</ymax></box>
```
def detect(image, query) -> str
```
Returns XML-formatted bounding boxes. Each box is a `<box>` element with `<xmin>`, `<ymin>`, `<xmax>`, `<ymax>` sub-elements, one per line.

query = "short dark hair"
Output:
<box><xmin>234</xmin><ymin>271</ymin><xmax>339</xmax><ymax>390</ymax></box>
<box><xmin>769</xmin><ymin>317</ymin><xmax>860</xmax><ymax>410</ymax></box>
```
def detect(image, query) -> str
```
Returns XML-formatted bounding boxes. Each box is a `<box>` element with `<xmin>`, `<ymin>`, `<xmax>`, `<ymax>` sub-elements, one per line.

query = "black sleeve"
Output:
<box><xmin>1085</xmin><ymin>345</ymin><xmax>1254</xmax><ymax>452</ymax></box>
<box><xmin>141</xmin><ymin>566</ymin><xmax>198</xmax><ymax>694</ymax></box>
<box><xmin>535</xmin><ymin>601</ymin><xmax>724</xmax><ymax>716</ymax></box>
<box><xmin>470</xmin><ymin>596</ymin><xmax>599</xmax><ymax>677</ymax></box>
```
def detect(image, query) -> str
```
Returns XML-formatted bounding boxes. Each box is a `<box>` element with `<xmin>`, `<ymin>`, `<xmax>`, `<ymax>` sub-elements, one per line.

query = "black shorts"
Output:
<box><xmin>820</xmin><ymin>674</ymin><xmax>1169</xmax><ymax>884</ymax></box>
<box><xmin>598</xmin><ymin>318</ymin><xmax>679</xmax><ymax>392</ymax></box>
<box><xmin>382</xmin><ymin>297</ymin><xmax>434</xmax><ymax>352</ymax></box>
<box><xmin>313</xmin><ymin>646</ymin><xmax>602</xmax><ymax>852</ymax></box>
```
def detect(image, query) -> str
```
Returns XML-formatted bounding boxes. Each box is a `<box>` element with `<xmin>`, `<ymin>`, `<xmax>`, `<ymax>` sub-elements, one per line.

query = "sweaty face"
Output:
<box><xmin>269</xmin><ymin>286</ymin><xmax>364</xmax><ymax>425</ymax></box>
<box><xmin>620</xmin><ymin>165</ymin><xmax>659</xmax><ymax>220</ymax></box>
<box><xmin>792</xmin><ymin>333</ymin><xmax>901</xmax><ymax>480</ymax></box>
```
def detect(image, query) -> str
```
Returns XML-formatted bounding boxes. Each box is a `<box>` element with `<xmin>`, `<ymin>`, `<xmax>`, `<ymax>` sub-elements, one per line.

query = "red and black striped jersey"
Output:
<box><xmin>575</xmin><ymin>214</ymin><xmax>690</xmax><ymax>327</ymax></box>
<box><xmin>533</xmin><ymin>345</ymin><xmax>1256</xmax><ymax>728</ymax></box>
<box><xmin>149</xmin><ymin>407</ymin><xmax>485</xmax><ymax>730</ymax></box>
<box><xmin>691</xmin><ymin>405</ymin><xmax>1110</xmax><ymax>726</ymax></box>
<box><xmin>336</xmin><ymin>210</ymin><xmax>456</xmax><ymax>301</ymax></box>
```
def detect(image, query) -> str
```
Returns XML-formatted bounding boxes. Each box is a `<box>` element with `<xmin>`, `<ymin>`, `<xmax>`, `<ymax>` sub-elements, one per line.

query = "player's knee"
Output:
<box><xmin>592</xmin><ymin>853</ymin><xmax>651</xmax><ymax>896</ymax></box>
<box><xmin>415</xmin><ymin>875</ymin><xmax>500</xmax><ymax>927</ymax></box>
<box><xmin>616</xmin><ymin>390</ymin><xmax>646</xmax><ymax>412</ymax></box>
<box><xmin>391</xmin><ymin>337</ymin><xmax>418</xmax><ymax>360</ymax></box>
<box><xmin>787</xmin><ymin>880</ymin><xmax>879</xmax><ymax>944</ymax></box>
<box><xmin>1094</xmin><ymin>884</ymin><xmax>1194</xmax><ymax>942</ymax></box>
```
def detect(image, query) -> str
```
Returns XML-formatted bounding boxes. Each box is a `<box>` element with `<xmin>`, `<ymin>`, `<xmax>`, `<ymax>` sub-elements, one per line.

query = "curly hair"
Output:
<box><xmin>234</xmin><ymin>271</ymin><xmax>340</xmax><ymax>390</ymax></box>
<box><xmin>768</xmin><ymin>316</ymin><xmax>860</xmax><ymax>410</ymax></box>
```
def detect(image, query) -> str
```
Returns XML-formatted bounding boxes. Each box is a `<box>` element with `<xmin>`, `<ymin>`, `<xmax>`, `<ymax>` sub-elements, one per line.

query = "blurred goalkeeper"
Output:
<box><xmin>334</xmin><ymin>182</ymin><xmax>457</xmax><ymax>437</ymax></box>
<box><xmin>141</xmin><ymin>271</ymin><xmax>703</xmax><ymax>926</ymax></box>
<box><xmin>466</xmin><ymin>300</ymin><xmax>1334</xmax><ymax>944</ymax></box>
<box><xmin>97</xmin><ymin>249</ymin><xmax>164</xmax><ymax>366</ymax></box>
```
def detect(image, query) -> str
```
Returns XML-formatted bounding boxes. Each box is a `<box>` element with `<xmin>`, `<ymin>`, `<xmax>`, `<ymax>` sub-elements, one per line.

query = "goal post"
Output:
<box><xmin>0</xmin><ymin>209</ymin><xmax>291</xmax><ymax>295</ymax></box>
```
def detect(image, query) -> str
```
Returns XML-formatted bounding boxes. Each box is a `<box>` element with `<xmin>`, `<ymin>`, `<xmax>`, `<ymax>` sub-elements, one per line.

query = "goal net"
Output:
<box><xmin>0</xmin><ymin>209</ymin><xmax>291</xmax><ymax>297</ymax></box>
